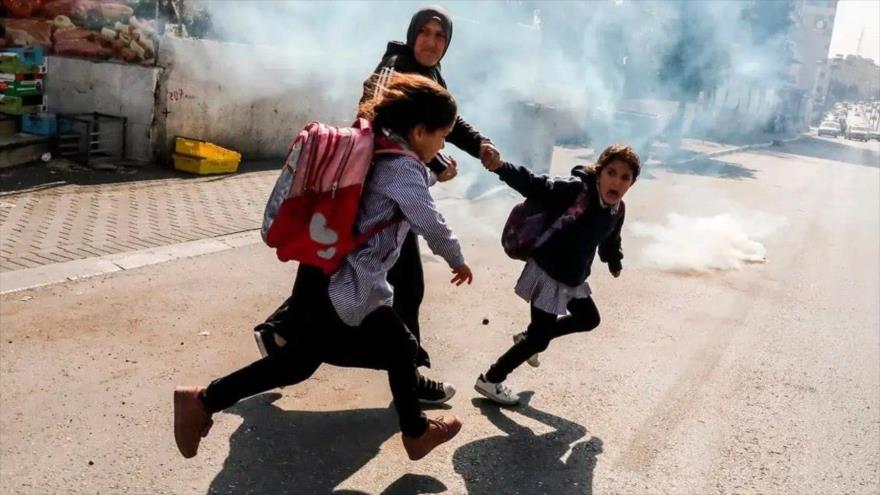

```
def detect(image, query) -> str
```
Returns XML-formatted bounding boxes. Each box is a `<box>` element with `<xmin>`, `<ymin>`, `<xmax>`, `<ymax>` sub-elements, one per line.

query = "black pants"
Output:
<box><xmin>387</xmin><ymin>231</ymin><xmax>429</xmax><ymax>367</ymax></box>
<box><xmin>204</xmin><ymin>265</ymin><xmax>427</xmax><ymax>437</ymax></box>
<box><xmin>257</xmin><ymin>231</ymin><xmax>430</xmax><ymax>367</ymax></box>
<box><xmin>485</xmin><ymin>297</ymin><xmax>601</xmax><ymax>383</ymax></box>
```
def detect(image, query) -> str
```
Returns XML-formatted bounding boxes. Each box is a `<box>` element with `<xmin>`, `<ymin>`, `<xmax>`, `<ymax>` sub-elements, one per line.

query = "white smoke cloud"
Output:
<box><xmin>193</xmin><ymin>0</ymin><xmax>793</xmax><ymax>160</ymax></box>
<box><xmin>630</xmin><ymin>211</ymin><xmax>786</xmax><ymax>272</ymax></box>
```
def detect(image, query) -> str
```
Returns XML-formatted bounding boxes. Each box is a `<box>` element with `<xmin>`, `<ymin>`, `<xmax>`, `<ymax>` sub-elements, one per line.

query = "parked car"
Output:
<box><xmin>818</xmin><ymin>121</ymin><xmax>842</xmax><ymax>137</ymax></box>
<box><xmin>846</xmin><ymin>126</ymin><xmax>871</xmax><ymax>141</ymax></box>
<box><xmin>869</xmin><ymin>128</ymin><xmax>880</xmax><ymax>142</ymax></box>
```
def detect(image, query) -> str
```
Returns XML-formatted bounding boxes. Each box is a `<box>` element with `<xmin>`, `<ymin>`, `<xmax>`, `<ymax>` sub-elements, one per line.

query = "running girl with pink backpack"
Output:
<box><xmin>173</xmin><ymin>73</ymin><xmax>472</xmax><ymax>462</ymax></box>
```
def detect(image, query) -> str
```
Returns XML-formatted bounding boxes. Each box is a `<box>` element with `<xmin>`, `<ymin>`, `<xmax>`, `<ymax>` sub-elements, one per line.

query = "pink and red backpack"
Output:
<box><xmin>261</xmin><ymin>118</ymin><xmax>416</xmax><ymax>274</ymax></box>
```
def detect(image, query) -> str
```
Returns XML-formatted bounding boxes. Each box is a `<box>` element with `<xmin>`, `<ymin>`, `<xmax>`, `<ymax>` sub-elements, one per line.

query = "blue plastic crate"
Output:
<box><xmin>21</xmin><ymin>113</ymin><xmax>56</xmax><ymax>136</ymax></box>
<box><xmin>0</xmin><ymin>47</ymin><xmax>45</xmax><ymax>73</ymax></box>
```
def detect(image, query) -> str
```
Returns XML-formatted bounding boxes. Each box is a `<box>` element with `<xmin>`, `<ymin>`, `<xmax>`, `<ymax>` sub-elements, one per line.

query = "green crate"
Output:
<box><xmin>0</xmin><ymin>58</ymin><xmax>44</xmax><ymax>75</ymax></box>
<box><xmin>0</xmin><ymin>79</ymin><xmax>42</xmax><ymax>96</ymax></box>
<box><xmin>0</xmin><ymin>94</ymin><xmax>45</xmax><ymax>115</ymax></box>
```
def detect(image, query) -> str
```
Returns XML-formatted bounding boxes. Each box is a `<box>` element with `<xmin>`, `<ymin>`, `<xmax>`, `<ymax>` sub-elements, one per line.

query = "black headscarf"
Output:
<box><xmin>405</xmin><ymin>5</ymin><xmax>453</xmax><ymax>60</ymax></box>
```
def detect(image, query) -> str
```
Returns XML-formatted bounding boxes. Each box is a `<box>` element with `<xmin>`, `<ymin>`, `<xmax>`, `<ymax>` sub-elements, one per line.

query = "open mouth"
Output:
<box><xmin>606</xmin><ymin>189</ymin><xmax>620</xmax><ymax>200</ymax></box>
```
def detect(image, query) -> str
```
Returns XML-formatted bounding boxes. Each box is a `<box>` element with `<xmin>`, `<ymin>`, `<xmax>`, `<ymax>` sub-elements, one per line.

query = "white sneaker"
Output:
<box><xmin>513</xmin><ymin>332</ymin><xmax>540</xmax><ymax>367</ymax></box>
<box><xmin>474</xmin><ymin>374</ymin><xmax>520</xmax><ymax>406</ymax></box>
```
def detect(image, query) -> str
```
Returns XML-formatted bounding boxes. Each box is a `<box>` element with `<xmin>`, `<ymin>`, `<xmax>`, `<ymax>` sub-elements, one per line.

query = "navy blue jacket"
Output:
<box><xmin>494</xmin><ymin>162</ymin><xmax>625</xmax><ymax>287</ymax></box>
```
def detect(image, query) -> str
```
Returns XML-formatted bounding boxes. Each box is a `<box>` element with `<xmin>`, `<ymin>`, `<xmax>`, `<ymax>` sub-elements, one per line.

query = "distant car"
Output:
<box><xmin>870</xmin><ymin>128</ymin><xmax>880</xmax><ymax>142</ymax></box>
<box><xmin>846</xmin><ymin>126</ymin><xmax>871</xmax><ymax>141</ymax></box>
<box><xmin>818</xmin><ymin>121</ymin><xmax>842</xmax><ymax>137</ymax></box>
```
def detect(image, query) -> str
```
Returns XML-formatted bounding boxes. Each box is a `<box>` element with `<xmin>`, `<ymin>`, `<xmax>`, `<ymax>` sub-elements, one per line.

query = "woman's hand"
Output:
<box><xmin>451</xmin><ymin>264</ymin><xmax>474</xmax><ymax>286</ymax></box>
<box><xmin>480</xmin><ymin>143</ymin><xmax>502</xmax><ymax>171</ymax></box>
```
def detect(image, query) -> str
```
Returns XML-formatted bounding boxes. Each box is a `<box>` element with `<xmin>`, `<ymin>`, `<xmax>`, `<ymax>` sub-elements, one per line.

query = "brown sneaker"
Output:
<box><xmin>174</xmin><ymin>386</ymin><xmax>213</xmax><ymax>458</ymax></box>
<box><xmin>401</xmin><ymin>415</ymin><xmax>462</xmax><ymax>461</ymax></box>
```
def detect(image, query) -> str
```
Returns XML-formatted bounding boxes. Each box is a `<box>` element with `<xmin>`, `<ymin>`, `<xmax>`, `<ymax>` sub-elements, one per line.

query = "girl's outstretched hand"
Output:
<box><xmin>437</xmin><ymin>157</ymin><xmax>458</xmax><ymax>182</ymax></box>
<box><xmin>451</xmin><ymin>264</ymin><xmax>474</xmax><ymax>286</ymax></box>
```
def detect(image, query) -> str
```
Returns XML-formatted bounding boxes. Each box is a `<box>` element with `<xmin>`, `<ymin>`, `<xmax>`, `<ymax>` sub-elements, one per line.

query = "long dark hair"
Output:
<box><xmin>358</xmin><ymin>72</ymin><xmax>457</xmax><ymax>137</ymax></box>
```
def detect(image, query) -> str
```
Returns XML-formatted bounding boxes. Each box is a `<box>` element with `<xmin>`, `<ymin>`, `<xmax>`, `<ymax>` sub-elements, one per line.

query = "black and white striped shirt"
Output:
<box><xmin>328</xmin><ymin>153</ymin><xmax>465</xmax><ymax>326</ymax></box>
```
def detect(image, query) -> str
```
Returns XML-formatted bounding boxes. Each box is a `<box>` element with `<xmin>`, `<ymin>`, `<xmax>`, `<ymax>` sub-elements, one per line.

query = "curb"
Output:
<box><xmin>0</xmin><ymin>230</ymin><xmax>262</xmax><ymax>295</ymax></box>
<box><xmin>0</xmin><ymin>135</ymin><xmax>809</xmax><ymax>296</ymax></box>
<box><xmin>670</xmin><ymin>135</ymin><xmax>805</xmax><ymax>166</ymax></box>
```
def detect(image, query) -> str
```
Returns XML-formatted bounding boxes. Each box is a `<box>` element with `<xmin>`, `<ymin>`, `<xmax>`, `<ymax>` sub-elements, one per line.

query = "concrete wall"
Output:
<box><xmin>45</xmin><ymin>36</ymin><xmax>371</xmax><ymax>164</ymax></box>
<box><xmin>45</xmin><ymin>57</ymin><xmax>162</xmax><ymax>162</ymax></box>
<box><xmin>154</xmin><ymin>36</ymin><xmax>361</xmax><ymax>161</ymax></box>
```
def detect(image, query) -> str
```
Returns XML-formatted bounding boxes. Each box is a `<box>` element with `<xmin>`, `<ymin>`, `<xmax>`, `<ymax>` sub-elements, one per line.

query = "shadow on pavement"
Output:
<box><xmin>761</xmin><ymin>136</ymin><xmax>879</xmax><ymax>169</ymax></box>
<box><xmin>207</xmin><ymin>393</ymin><xmax>445</xmax><ymax>495</ymax></box>
<box><xmin>0</xmin><ymin>158</ymin><xmax>282</xmax><ymax>194</ymax></box>
<box><xmin>559</xmin><ymin>143</ymin><xmax>757</xmax><ymax>181</ymax></box>
<box><xmin>453</xmin><ymin>392</ymin><xmax>603</xmax><ymax>495</ymax></box>
<box><xmin>379</xmin><ymin>473</ymin><xmax>447</xmax><ymax>495</ymax></box>
<box><xmin>654</xmin><ymin>155</ymin><xmax>758</xmax><ymax>180</ymax></box>
<box><xmin>692</xmin><ymin>132</ymin><xmax>795</xmax><ymax>147</ymax></box>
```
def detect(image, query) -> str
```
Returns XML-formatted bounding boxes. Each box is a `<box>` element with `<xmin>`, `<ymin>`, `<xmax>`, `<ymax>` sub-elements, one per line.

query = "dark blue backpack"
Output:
<box><xmin>501</xmin><ymin>190</ymin><xmax>589</xmax><ymax>261</ymax></box>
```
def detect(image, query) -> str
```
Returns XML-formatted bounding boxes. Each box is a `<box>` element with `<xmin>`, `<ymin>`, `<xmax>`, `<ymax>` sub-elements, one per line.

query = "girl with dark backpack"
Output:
<box><xmin>174</xmin><ymin>73</ymin><xmax>473</xmax><ymax>462</ymax></box>
<box><xmin>474</xmin><ymin>145</ymin><xmax>640</xmax><ymax>405</ymax></box>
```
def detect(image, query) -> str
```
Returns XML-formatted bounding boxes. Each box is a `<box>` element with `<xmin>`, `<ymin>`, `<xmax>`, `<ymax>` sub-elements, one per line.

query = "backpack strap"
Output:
<box><xmin>374</xmin><ymin>148</ymin><xmax>420</xmax><ymax>160</ymax></box>
<box><xmin>354</xmin><ymin>217</ymin><xmax>400</xmax><ymax>246</ymax></box>
<box><xmin>533</xmin><ymin>188</ymin><xmax>590</xmax><ymax>249</ymax></box>
<box><xmin>374</xmin><ymin>133</ymin><xmax>421</xmax><ymax>162</ymax></box>
<box><xmin>351</xmin><ymin>146</ymin><xmax>421</xmax><ymax>244</ymax></box>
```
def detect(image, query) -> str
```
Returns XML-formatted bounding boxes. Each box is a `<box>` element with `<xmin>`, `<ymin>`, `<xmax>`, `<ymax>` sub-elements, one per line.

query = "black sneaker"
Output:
<box><xmin>417</xmin><ymin>375</ymin><xmax>456</xmax><ymax>405</ymax></box>
<box><xmin>253</xmin><ymin>327</ymin><xmax>287</xmax><ymax>358</ymax></box>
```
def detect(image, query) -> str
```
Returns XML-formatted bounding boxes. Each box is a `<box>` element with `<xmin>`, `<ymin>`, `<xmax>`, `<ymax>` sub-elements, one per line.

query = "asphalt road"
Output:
<box><xmin>1</xmin><ymin>136</ymin><xmax>878</xmax><ymax>494</ymax></box>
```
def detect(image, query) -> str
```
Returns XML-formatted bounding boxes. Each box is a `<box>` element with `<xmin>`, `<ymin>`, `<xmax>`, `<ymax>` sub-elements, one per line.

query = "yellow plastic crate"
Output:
<box><xmin>173</xmin><ymin>153</ymin><xmax>240</xmax><ymax>175</ymax></box>
<box><xmin>175</xmin><ymin>136</ymin><xmax>241</xmax><ymax>161</ymax></box>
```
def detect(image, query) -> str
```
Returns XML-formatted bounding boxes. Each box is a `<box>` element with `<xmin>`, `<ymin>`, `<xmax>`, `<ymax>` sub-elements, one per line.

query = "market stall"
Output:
<box><xmin>2</xmin><ymin>0</ymin><xmax>159</xmax><ymax>65</ymax></box>
<box><xmin>1</xmin><ymin>0</ymin><xmax>164</xmax><ymax>166</ymax></box>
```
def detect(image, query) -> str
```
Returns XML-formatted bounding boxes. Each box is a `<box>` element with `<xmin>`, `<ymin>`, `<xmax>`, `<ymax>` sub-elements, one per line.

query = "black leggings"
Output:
<box><xmin>485</xmin><ymin>297</ymin><xmax>601</xmax><ymax>383</ymax></box>
<box><xmin>387</xmin><ymin>231</ymin><xmax>429</xmax><ymax>367</ymax></box>
<box><xmin>203</xmin><ymin>266</ymin><xmax>427</xmax><ymax>437</ymax></box>
<box><xmin>258</xmin><ymin>231</ymin><xmax>430</xmax><ymax>367</ymax></box>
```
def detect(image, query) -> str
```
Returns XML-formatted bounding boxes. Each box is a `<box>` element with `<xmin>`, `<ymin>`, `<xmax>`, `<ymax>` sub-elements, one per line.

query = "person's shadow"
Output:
<box><xmin>207</xmin><ymin>393</ymin><xmax>446</xmax><ymax>495</ymax></box>
<box><xmin>453</xmin><ymin>392</ymin><xmax>603</xmax><ymax>495</ymax></box>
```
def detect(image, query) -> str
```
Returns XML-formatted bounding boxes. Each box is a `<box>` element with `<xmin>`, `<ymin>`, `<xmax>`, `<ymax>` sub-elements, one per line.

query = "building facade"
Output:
<box><xmin>828</xmin><ymin>54</ymin><xmax>880</xmax><ymax>102</ymax></box>
<box><xmin>788</xmin><ymin>0</ymin><xmax>838</xmax><ymax>125</ymax></box>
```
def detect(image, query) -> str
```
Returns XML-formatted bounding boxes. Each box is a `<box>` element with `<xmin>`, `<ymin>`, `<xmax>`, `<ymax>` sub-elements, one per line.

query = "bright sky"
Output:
<box><xmin>829</xmin><ymin>0</ymin><xmax>880</xmax><ymax>62</ymax></box>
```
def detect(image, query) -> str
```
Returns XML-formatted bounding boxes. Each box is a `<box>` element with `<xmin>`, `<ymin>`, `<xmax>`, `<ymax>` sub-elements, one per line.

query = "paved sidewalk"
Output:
<box><xmin>0</xmin><ymin>134</ymin><xmax>805</xmax><ymax>293</ymax></box>
<box><xmin>0</xmin><ymin>172</ymin><xmax>276</xmax><ymax>272</ymax></box>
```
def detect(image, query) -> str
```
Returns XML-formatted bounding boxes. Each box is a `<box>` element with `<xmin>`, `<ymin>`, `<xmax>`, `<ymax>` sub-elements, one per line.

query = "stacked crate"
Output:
<box><xmin>0</xmin><ymin>47</ymin><xmax>48</xmax><ymax>119</ymax></box>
